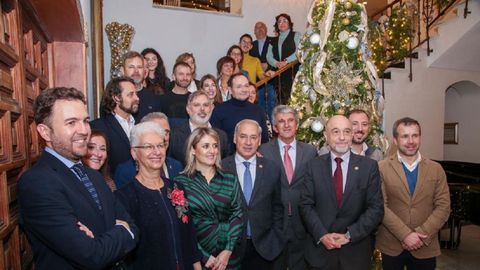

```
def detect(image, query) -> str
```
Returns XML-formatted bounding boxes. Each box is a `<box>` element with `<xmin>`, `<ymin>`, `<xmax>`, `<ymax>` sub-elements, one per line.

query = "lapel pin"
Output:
<box><xmin>354</xmin><ymin>166</ymin><xmax>359</xmax><ymax>171</ymax></box>
<box><xmin>259</xmin><ymin>164</ymin><xmax>263</xmax><ymax>168</ymax></box>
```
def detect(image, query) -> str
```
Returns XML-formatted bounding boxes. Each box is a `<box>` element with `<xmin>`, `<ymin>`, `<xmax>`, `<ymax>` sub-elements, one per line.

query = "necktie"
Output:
<box><xmin>333</xmin><ymin>157</ymin><xmax>343</xmax><ymax>207</ymax></box>
<box><xmin>284</xmin><ymin>145</ymin><xmax>294</xmax><ymax>184</ymax></box>
<box><xmin>243</xmin><ymin>161</ymin><xmax>253</xmax><ymax>237</ymax></box>
<box><xmin>72</xmin><ymin>164</ymin><xmax>102</xmax><ymax>210</ymax></box>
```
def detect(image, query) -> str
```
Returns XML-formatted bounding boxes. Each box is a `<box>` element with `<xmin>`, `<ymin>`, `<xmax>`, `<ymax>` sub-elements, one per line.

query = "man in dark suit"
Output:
<box><xmin>259</xmin><ymin>105</ymin><xmax>317</xmax><ymax>270</ymax></box>
<box><xmin>113</xmin><ymin>112</ymin><xmax>183</xmax><ymax>188</ymax></box>
<box><xmin>91</xmin><ymin>76</ymin><xmax>139</xmax><ymax>175</ymax></box>
<box><xmin>222</xmin><ymin>119</ymin><xmax>284</xmax><ymax>270</ymax></box>
<box><xmin>121</xmin><ymin>50</ymin><xmax>163</xmax><ymax>123</ymax></box>
<box><xmin>170</xmin><ymin>91</ymin><xmax>230</xmax><ymax>166</ymax></box>
<box><xmin>251</xmin><ymin>21</ymin><xmax>274</xmax><ymax>71</ymax></box>
<box><xmin>18</xmin><ymin>87</ymin><xmax>138</xmax><ymax>269</ymax></box>
<box><xmin>300</xmin><ymin>115</ymin><xmax>384</xmax><ymax>270</ymax></box>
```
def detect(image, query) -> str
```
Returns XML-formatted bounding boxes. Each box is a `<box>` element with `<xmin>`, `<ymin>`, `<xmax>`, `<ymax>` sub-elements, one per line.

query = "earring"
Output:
<box><xmin>135</xmin><ymin>160</ymin><xmax>139</xmax><ymax>172</ymax></box>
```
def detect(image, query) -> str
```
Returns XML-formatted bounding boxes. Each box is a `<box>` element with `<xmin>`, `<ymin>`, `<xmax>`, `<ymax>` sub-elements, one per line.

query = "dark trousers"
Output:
<box><xmin>382</xmin><ymin>251</ymin><xmax>436</xmax><ymax>270</ymax></box>
<box><xmin>241</xmin><ymin>239</ymin><xmax>273</xmax><ymax>270</ymax></box>
<box><xmin>273</xmin><ymin>238</ymin><xmax>307</xmax><ymax>270</ymax></box>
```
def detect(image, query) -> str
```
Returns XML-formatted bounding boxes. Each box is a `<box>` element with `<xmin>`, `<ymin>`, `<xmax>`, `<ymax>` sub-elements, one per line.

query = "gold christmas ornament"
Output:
<box><xmin>344</xmin><ymin>1</ymin><xmax>353</xmax><ymax>10</ymax></box>
<box><xmin>105</xmin><ymin>22</ymin><xmax>135</xmax><ymax>78</ymax></box>
<box><xmin>342</xmin><ymin>17</ymin><xmax>350</xmax><ymax>26</ymax></box>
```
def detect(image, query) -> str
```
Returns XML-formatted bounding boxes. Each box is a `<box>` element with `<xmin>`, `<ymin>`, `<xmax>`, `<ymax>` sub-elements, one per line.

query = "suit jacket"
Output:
<box><xmin>376</xmin><ymin>155</ymin><xmax>450</xmax><ymax>259</ymax></box>
<box><xmin>259</xmin><ymin>139</ymin><xmax>317</xmax><ymax>241</ymax></box>
<box><xmin>221</xmin><ymin>155</ymin><xmax>285</xmax><ymax>261</ymax></box>
<box><xmin>113</xmin><ymin>157</ymin><xmax>183</xmax><ymax>189</ymax></box>
<box><xmin>169</xmin><ymin>121</ymin><xmax>231</xmax><ymax>166</ymax></box>
<box><xmin>18</xmin><ymin>150</ymin><xmax>138</xmax><ymax>270</ymax></box>
<box><xmin>251</xmin><ymin>37</ymin><xmax>274</xmax><ymax>65</ymax></box>
<box><xmin>90</xmin><ymin>114</ymin><xmax>132</xmax><ymax>175</ymax></box>
<box><xmin>300</xmin><ymin>152</ymin><xmax>384</xmax><ymax>269</ymax></box>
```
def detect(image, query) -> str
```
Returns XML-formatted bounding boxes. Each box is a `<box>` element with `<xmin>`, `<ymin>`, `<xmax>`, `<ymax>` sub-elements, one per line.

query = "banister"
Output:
<box><xmin>255</xmin><ymin>60</ymin><xmax>299</xmax><ymax>88</ymax></box>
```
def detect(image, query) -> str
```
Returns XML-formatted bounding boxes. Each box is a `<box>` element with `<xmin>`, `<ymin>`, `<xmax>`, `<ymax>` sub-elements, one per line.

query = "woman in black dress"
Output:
<box><xmin>116</xmin><ymin>122</ymin><xmax>201</xmax><ymax>270</ymax></box>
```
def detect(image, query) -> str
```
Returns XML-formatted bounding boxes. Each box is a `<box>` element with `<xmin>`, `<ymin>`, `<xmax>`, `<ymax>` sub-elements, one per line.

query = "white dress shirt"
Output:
<box><xmin>278</xmin><ymin>139</ymin><xmax>297</xmax><ymax>171</ymax></box>
<box><xmin>235</xmin><ymin>153</ymin><xmax>257</xmax><ymax>191</ymax></box>
<box><xmin>114</xmin><ymin>113</ymin><xmax>135</xmax><ymax>139</ymax></box>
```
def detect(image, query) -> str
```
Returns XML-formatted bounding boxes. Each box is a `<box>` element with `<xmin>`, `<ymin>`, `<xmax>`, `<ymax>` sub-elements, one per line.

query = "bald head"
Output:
<box><xmin>254</xmin><ymin>21</ymin><xmax>267</xmax><ymax>40</ymax></box>
<box><xmin>324</xmin><ymin>115</ymin><xmax>353</xmax><ymax>156</ymax></box>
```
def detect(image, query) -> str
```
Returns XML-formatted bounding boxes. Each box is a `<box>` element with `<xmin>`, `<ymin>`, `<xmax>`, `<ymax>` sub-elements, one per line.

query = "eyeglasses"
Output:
<box><xmin>133</xmin><ymin>143</ymin><xmax>165</xmax><ymax>152</ymax></box>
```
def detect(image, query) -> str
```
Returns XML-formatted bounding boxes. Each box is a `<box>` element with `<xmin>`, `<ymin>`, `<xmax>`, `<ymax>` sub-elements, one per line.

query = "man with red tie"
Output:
<box><xmin>300</xmin><ymin>115</ymin><xmax>384</xmax><ymax>270</ymax></box>
<box><xmin>259</xmin><ymin>105</ymin><xmax>317</xmax><ymax>270</ymax></box>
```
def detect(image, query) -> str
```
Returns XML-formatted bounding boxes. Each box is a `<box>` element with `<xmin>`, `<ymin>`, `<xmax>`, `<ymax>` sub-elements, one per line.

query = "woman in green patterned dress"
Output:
<box><xmin>175</xmin><ymin>127</ymin><xmax>243</xmax><ymax>270</ymax></box>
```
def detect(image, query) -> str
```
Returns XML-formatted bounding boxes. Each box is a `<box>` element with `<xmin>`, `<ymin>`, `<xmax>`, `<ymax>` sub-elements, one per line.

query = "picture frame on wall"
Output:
<box><xmin>444</xmin><ymin>122</ymin><xmax>459</xmax><ymax>144</ymax></box>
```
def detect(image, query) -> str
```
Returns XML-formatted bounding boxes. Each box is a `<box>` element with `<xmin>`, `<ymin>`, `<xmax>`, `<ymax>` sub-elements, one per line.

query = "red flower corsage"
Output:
<box><xmin>168</xmin><ymin>184</ymin><xmax>189</xmax><ymax>224</ymax></box>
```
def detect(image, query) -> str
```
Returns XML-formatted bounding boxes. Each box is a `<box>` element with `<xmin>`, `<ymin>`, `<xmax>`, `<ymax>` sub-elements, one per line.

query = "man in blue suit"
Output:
<box><xmin>18</xmin><ymin>87</ymin><xmax>138</xmax><ymax>269</ymax></box>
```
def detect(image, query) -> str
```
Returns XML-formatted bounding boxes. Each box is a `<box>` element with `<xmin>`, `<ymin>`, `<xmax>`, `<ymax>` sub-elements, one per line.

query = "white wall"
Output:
<box><xmin>383</xmin><ymin>49</ymin><xmax>480</xmax><ymax>160</ymax></box>
<box><xmin>102</xmin><ymin>0</ymin><xmax>314</xmax><ymax>80</ymax></box>
<box><xmin>444</xmin><ymin>81</ymin><xmax>480</xmax><ymax>162</ymax></box>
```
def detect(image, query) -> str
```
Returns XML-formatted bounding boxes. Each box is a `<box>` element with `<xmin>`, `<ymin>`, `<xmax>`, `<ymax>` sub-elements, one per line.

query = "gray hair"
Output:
<box><xmin>130</xmin><ymin>122</ymin><xmax>166</xmax><ymax>147</ymax></box>
<box><xmin>187</xmin><ymin>90</ymin><xmax>212</xmax><ymax>105</ymax></box>
<box><xmin>234</xmin><ymin>119</ymin><xmax>262</xmax><ymax>137</ymax></box>
<box><xmin>271</xmin><ymin>105</ymin><xmax>299</xmax><ymax>126</ymax></box>
<box><xmin>140</xmin><ymin>112</ymin><xmax>169</xmax><ymax>123</ymax></box>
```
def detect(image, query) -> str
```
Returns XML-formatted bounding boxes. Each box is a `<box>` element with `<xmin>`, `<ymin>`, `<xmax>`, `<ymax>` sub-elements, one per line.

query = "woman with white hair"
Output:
<box><xmin>116</xmin><ymin>122</ymin><xmax>201</xmax><ymax>269</ymax></box>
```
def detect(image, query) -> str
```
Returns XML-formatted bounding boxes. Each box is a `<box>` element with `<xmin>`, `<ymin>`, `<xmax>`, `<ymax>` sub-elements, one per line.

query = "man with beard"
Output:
<box><xmin>169</xmin><ymin>91</ymin><xmax>230</xmax><ymax>166</ymax></box>
<box><xmin>160</xmin><ymin>61</ymin><xmax>192</xmax><ymax>128</ymax></box>
<box><xmin>300</xmin><ymin>115</ymin><xmax>384</xmax><ymax>270</ymax></box>
<box><xmin>121</xmin><ymin>51</ymin><xmax>163</xmax><ymax>122</ymax></box>
<box><xmin>18</xmin><ymin>87</ymin><xmax>137</xmax><ymax>269</ymax></box>
<box><xmin>318</xmin><ymin>109</ymin><xmax>383</xmax><ymax>161</ymax></box>
<box><xmin>376</xmin><ymin>117</ymin><xmax>450</xmax><ymax>270</ymax></box>
<box><xmin>91</xmin><ymin>77</ymin><xmax>139</xmax><ymax>175</ymax></box>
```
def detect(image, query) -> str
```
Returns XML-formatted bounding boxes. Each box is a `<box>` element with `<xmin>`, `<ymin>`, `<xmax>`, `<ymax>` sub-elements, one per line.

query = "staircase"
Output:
<box><xmin>376</xmin><ymin>0</ymin><xmax>480</xmax><ymax>159</ymax></box>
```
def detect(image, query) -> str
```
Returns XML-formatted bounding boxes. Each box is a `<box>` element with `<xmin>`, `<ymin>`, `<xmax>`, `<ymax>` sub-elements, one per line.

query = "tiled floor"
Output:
<box><xmin>437</xmin><ymin>225</ymin><xmax>480</xmax><ymax>270</ymax></box>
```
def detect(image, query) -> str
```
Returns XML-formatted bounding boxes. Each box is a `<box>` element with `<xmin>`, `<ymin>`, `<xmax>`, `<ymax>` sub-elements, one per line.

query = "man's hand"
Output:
<box><xmin>320</xmin><ymin>234</ymin><xmax>341</xmax><ymax>250</ymax></box>
<box><xmin>212</xmin><ymin>250</ymin><xmax>231</xmax><ymax>270</ymax></box>
<box><xmin>205</xmin><ymin>255</ymin><xmax>216</xmax><ymax>269</ymax></box>
<box><xmin>77</xmin><ymin>222</ymin><xmax>94</xmax><ymax>238</ymax></box>
<box><xmin>261</xmin><ymin>63</ymin><xmax>268</xmax><ymax>71</ymax></box>
<box><xmin>402</xmin><ymin>232</ymin><xmax>427</xmax><ymax>251</ymax></box>
<box><xmin>331</xmin><ymin>232</ymin><xmax>350</xmax><ymax>246</ymax></box>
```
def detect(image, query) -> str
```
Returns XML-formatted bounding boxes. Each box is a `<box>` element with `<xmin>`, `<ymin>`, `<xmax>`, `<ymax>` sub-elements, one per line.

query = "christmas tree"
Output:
<box><xmin>290</xmin><ymin>0</ymin><xmax>387</xmax><ymax>151</ymax></box>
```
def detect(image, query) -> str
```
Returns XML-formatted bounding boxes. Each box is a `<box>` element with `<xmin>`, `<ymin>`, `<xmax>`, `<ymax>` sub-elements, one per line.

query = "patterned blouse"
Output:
<box><xmin>175</xmin><ymin>169</ymin><xmax>244</xmax><ymax>269</ymax></box>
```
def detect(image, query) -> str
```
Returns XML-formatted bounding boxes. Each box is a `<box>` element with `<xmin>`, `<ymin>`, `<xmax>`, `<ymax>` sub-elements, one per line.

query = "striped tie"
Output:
<box><xmin>72</xmin><ymin>164</ymin><xmax>102</xmax><ymax>210</ymax></box>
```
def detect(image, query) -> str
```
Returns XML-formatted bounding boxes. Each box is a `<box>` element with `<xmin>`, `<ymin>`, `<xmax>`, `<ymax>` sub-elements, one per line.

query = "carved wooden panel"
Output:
<box><xmin>0</xmin><ymin>110</ymin><xmax>9</xmax><ymax>164</ymax></box>
<box><xmin>2</xmin><ymin>227</ymin><xmax>21</xmax><ymax>270</ymax></box>
<box><xmin>0</xmin><ymin>172</ymin><xmax>6</xmax><ymax>231</ymax></box>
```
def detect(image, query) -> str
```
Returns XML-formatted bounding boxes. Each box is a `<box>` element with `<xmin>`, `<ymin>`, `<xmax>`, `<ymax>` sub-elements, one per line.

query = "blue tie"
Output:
<box><xmin>72</xmin><ymin>164</ymin><xmax>102</xmax><ymax>210</ymax></box>
<box><xmin>243</xmin><ymin>161</ymin><xmax>253</xmax><ymax>204</ymax></box>
<box><xmin>243</xmin><ymin>161</ymin><xmax>253</xmax><ymax>237</ymax></box>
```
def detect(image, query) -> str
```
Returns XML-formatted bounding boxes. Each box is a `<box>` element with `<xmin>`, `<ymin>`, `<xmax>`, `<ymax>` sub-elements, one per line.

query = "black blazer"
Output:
<box><xmin>169</xmin><ymin>121</ymin><xmax>231</xmax><ymax>166</ymax></box>
<box><xmin>300</xmin><ymin>153</ymin><xmax>384</xmax><ymax>269</ymax></box>
<box><xmin>221</xmin><ymin>155</ymin><xmax>285</xmax><ymax>261</ymax></box>
<box><xmin>18</xmin><ymin>150</ymin><xmax>138</xmax><ymax>270</ymax></box>
<box><xmin>90</xmin><ymin>113</ymin><xmax>132</xmax><ymax>175</ymax></box>
<box><xmin>259</xmin><ymin>140</ymin><xmax>317</xmax><ymax>240</ymax></box>
<box><xmin>251</xmin><ymin>36</ymin><xmax>274</xmax><ymax>65</ymax></box>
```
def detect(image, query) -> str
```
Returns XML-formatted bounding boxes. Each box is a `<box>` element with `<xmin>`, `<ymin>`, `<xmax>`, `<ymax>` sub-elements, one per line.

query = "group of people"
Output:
<box><xmin>17</xmin><ymin>12</ymin><xmax>451</xmax><ymax>270</ymax></box>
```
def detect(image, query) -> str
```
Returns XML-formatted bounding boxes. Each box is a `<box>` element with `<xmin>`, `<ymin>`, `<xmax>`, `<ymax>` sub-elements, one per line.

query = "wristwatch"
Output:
<box><xmin>345</xmin><ymin>231</ymin><xmax>351</xmax><ymax>241</ymax></box>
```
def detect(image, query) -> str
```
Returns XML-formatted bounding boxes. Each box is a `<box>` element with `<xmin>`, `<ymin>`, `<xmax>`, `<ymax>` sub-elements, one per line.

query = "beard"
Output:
<box><xmin>330</xmin><ymin>144</ymin><xmax>351</xmax><ymax>155</ymax></box>
<box><xmin>352</xmin><ymin>132</ymin><xmax>367</xmax><ymax>144</ymax></box>
<box><xmin>119</xmin><ymin>100</ymin><xmax>139</xmax><ymax>114</ymax></box>
<box><xmin>175</xmin><ymin>79</ymin><xmax>191</xmax><ymax>89</ymax></box>
<box><xmin>50</xmin><ymin>134</ymin><xmax>88</xmax><ymax>162</ymax></box>
<box><xmin>190</xmin><ymin>112</ymin><xmax>211</xmax><ymax>126</ymax></box>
